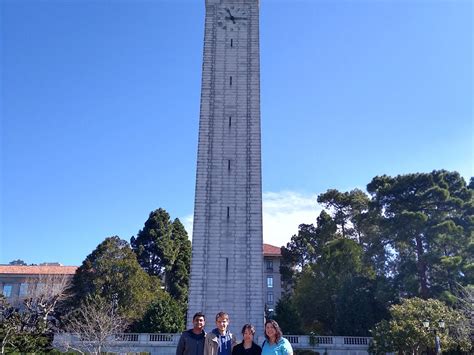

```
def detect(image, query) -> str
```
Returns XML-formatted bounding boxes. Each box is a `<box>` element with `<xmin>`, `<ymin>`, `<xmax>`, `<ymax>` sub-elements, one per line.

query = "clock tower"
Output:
<box><xmin>187</xmin><ymin>0</ymin><xmax>264</xmax><ymax>335</ymax></box>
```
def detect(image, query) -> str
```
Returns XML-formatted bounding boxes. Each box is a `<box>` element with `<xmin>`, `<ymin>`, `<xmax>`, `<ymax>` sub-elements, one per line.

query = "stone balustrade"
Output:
<box><xmin>286</xmin><ymin>334</ymin><xmax>371</xmax><ymax>346</ymax></box>
<box><xmin>284</xmin><ymin>334</ymin><xmax>371</xmax><ymax>353</ymax></box>
<box><xmin>54</xmin><ymin>333</ymin><xmax>372</xmax><ymax>355</ymax></box>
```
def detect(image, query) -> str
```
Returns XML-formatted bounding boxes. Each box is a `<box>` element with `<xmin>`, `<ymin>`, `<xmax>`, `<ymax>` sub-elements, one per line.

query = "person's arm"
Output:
<box><xmin>176</xmin><ymin>333</ymin><xmax>186</xmax><ymax>355</ymax></box>
<box><xmin>281</xmin><ymin>338</ymin><xmax>293</xmax><ymax>355</ymax></box>
<box><xmin>203</xmin><ymin>335</ymin><xmax>211</xmax><ymax>355</ymax></box>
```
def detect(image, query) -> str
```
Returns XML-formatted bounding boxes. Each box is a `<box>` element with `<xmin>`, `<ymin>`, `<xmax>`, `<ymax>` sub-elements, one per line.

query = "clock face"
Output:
<box><xmin>217</xmin><ymin>6</ymin><xmax>248</xmax><ymax>31</ymax></box>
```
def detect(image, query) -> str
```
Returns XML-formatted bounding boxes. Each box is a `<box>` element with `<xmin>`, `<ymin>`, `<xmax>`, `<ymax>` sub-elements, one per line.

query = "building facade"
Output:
<box><xmin>263</xmin><ymin>244</ymin><xmax>282</xmax><ymax>315</ymax></box>
<box><xmin>187</xmin><ymin>0</ymin><xmax>264</xmax><ymax>335</ymax></box>
<box><xmin>0</xmin><ymin>264</ymin><xmax>77</xmax><ymax>307</ymax></box>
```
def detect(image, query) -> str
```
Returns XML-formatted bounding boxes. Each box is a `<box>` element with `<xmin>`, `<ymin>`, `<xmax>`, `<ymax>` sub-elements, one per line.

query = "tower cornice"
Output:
<box><xmin>205</xmin><ymin>0</ymin><xmax>259</xmax><ymax>5</ymax></box>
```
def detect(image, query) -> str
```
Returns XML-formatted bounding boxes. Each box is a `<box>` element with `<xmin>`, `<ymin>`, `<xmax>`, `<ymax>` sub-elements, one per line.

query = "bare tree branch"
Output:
<box><xmin>60</xmin><ymin>295</ymin><xmax>127</xmax><ymax>354</ymax></box>
<box><xmin>0</xmin><ymin>275</ymin><xmax>73</xmax><ymax>353</ymax></box>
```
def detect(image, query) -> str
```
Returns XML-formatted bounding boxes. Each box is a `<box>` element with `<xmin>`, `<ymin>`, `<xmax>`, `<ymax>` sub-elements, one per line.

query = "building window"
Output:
<box><xmin>32</xmin><ymin>282</ymin><xmax>46</xmax><ymax>297</ymax></box>
<box><xmin>230</xmin><ymin>38</ymin><xmax>233</xmax><ymax>47</ymax></box>
<box><xmin>228</xmin><ymin>160</ymin><xmax>231</xmax><ymax>171</ymax></box>
<box><xmin>227</xmin><ymin>207</ymin><xmax>230</xmax><ymax>219</ymax></box>
<box><xmin>229</xmin><ymin>116</ymin><xmax>232</xmax><ymax>127</ymax></box>
<box><xmin>2</xmin><ymin>285</ymin><xmax>12</xmax><ymax>298</ymax></box>
<box><xmin>267</xmin><ymin>276</ymin><xmax>273</xmax><ymax>288</ymax></box>
<box><xmin>266</xmin><ymin>259</ymin><xmax>273</xmax><ymax>271</ymax></box>
<box><xmin>230</xmin><ymin>76</ymin><xmax>233</xmax><ymax>86</ymax></box>
<box><xmin>267</xmin><ymin>292</ymin><xmax>274</xmax><ymax>305</ymax></box>
<box><xmin>19</xmin><ymin>283</ymin><xmax>28</xmax><ymax>297</ymax></box>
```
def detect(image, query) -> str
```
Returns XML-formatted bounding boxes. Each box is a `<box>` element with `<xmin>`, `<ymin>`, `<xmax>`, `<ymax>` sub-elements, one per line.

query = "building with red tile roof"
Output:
<box><xmin>1</xmin><ymin>244</ymin><xmax>282</xmax><ymax>311</ymax></box>
<box><xmin>262</xmin><ymin>243</ymin><xmax>283</xmax><ymax>315</ymax></box>
<box><xmin>0</xmin><ymin>264</ymin><xmax>77</xmax><ymax>307</ymax></box>
<box><xmin>263</xmin><ymin>243</ymin><xmax>282</xmax><ymax>257</ymax></box>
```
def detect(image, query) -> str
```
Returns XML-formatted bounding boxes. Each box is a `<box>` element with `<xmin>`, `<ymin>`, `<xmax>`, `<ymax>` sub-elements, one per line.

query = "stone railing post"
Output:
<box><xmin>139</xmin><ymin>333</ymin><xmax>148</xmax><ymax>344</ymax></box>
<box><xmin>334</xmin><ymin>336</ymin><xmax>344</xmax><ymax>348</ymax></box>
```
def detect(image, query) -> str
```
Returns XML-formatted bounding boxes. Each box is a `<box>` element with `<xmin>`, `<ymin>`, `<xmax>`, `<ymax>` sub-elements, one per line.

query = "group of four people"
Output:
<box><xmin>176</xmin><ymin>312</ymin><xmax>293</xmax><ymax>355</ymax></box>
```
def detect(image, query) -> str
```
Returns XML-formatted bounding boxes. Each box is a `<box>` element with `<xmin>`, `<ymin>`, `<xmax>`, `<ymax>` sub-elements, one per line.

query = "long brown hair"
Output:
<box><xmin>264</xmin><ymin>319</ymin><xmax>283</xmax><ymax>343</ymax></box>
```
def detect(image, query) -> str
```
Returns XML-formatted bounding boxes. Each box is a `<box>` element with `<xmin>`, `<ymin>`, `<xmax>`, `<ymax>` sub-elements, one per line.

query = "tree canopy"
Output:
<box><xmin>132</xmin><ymin>293</ymin><xmax>185</xmax><ymax>333</ymax></box>
<box><xmin>278</xmin><ymin>170</ymin><xmax>472</xmax><ymax>341</ymax></box>
<box><xmin>369</xmin><ymin>297</ymin><xmax>471</xmax><ymax>353</ymax></box>
<box><xmin>8</xmin><ymin>259</ymin><xmax>27</xmax><ymax>266</ymax></box>
<box><xmin>68</xmin><ymin>236</ymin><xmax>162</xmax><ymax>323</ymax></box>
<box><xmin>367</xmin><ymin>170</ymin><xmax>473</xmax><ymax>299</ymax></box>
<box><xmin>131</xmin><ymin>209</ymin><xmax>191</xmax><ymax>304</ymax></box>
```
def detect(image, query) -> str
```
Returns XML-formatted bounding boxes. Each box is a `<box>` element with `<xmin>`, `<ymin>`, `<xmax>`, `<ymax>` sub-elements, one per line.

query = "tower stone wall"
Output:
<box><xmin>187</xmin><ymin>0</ymin><xmax>264</xmax><ymax>337</ymax></box>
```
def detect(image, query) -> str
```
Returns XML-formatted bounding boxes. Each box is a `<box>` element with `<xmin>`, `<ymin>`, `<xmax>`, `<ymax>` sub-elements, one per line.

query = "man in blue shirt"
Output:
<box><xmin>204</xmin><ymin>312</ymin><xmax>237</xmax><ymax>355</ymax></box>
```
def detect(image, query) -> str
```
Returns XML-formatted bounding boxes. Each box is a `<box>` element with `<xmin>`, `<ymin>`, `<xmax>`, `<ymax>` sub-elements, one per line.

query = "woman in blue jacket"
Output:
<box><xmin>261</xmin><ymin>320</ymin><xmax>293</xmax><ymax>355</ymax></box>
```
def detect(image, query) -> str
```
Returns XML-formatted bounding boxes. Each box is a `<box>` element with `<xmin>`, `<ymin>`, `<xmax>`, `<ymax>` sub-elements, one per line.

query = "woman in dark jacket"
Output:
<box><xmin>232</xmin><ymin>324</ymin><xmax>262</xmax><ymax>355</ymax></box>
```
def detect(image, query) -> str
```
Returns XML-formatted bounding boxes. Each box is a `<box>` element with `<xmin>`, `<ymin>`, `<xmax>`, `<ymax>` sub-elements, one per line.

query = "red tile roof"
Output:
<box><xmin>263</xmin><ymin>243</ymin><xmax>282</xmax><ymax>256</ymax></box>
<box><xmin>0</xmin><ymin>265</ymin><xmax>78</xmax><ymax>275</ymax></box>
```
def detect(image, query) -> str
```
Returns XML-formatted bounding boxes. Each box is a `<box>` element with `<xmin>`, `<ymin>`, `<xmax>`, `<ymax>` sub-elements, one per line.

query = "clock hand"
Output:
<box><xmin>225</xmin><ymin>8</ymin><xmax>236</xmax><ymax>23</ymax></box>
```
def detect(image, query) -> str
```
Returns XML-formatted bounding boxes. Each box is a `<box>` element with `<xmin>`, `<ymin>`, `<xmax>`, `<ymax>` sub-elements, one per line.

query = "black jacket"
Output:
<box><xmin>232</xmin><ymin>342</ymin><xmax>262</xmax><ymax>355</ymax></box>
<box><xmin>176</xmin><ymin>329</ymin><xmax>206</xmax><ymax>355</ymax></box>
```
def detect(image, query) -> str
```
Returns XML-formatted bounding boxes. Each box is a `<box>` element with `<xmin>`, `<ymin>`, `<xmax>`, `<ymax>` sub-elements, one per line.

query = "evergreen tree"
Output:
<box><xmin>317</xmin><ymin>188</ymin><xmax>369</xmax><ymax>240</ymax></box>
<box><xmin>334</xmin><ymin>276</ymin><xmax>392</xmax><ymax>336</ymax></box>
<box><xmin>273</xmin><ymin>294</ymin><xmax>303</xmax><ymax>334</ymax></box>
<box><xmin>280</xmin><ymin>211</ymin><xmax>337</xmax><ymax>292</ymax></box>
<box><xmin>293</xmin><ymin>238</ymin><xmax>378</xmax><ymax>334</ymax></box>
<box><xmin>274</xmin><ymin>170</ymin><xmax>472</xmax><ymax>337</ymax></box>
<box><xmin>367</xmin><ymin>170</ymin><xmax>473</xmax><ymax>299</ymax></box>
<box><xmin>133</xmin><ymin>293</ymin><xmax>185</xmax><ymax>333</ymax></box>
<box><xmin>8</xmin><ymin>259</ymin><xmax>27</xmax><ymax>266</ymax></box>
<box><xmin>131</xmin><ymin>208</ymin><xmax>174</xmax><ymax>277</ymax></box>
<box><xmin>69</xmin><ymin>236</ymin><xmax>162</xmax><ymax>323</ymax></box>
<box><xmin>167</xmin><ymin>218</ymin><xmax>191</xmax><ymax>304</ymax></box>
<box><xmin>131</xmin><ymin>209</ymin><xmax>191</xmax><ymax>304</ymax></box>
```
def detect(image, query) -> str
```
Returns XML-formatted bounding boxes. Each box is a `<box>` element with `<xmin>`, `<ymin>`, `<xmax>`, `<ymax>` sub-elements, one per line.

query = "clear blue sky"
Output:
<box><xmin>1</xmin><ymin>0</ymin><xmax>472</xmax><ymax>266</ymax></box>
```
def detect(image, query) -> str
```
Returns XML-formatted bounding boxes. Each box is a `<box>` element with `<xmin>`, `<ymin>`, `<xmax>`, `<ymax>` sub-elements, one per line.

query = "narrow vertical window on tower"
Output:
<box><xmin>230</xmin><ymin>76</ymin><xmax>233</xmax><ymax>86</ymax></box>
<box><xmin>227</xmin><ymin>206</ymin><xmax>230</xmax><ymax>219</ymax></box>
<box><xmin>230</xmin><ymin>38</ymin><xmax>233</xmax><ymax>47</ymax></box>
<box><xmin>229</xmin><ymin>116</ymin><xmax>232</xmax><ymax>127</ymax></box>
<box><xmin>228</xmin><ymin>160</ymin><xmax>231</xmax><ymax>171</ymax></box>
